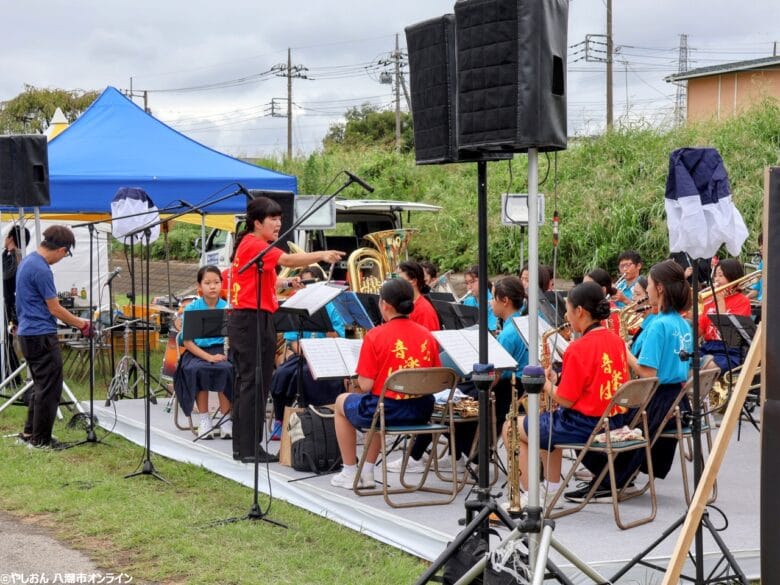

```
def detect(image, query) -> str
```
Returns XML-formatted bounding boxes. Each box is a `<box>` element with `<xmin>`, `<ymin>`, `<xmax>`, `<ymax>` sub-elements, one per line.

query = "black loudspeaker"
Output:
<box><xmin>247</xmin><ymin>190</ymin><xmax>295</xmax><ymax>250</ymax></box>
<box><xmin>762</xmin><ymin>166</ymin><xmax>779</xmax><ymax>582</ymax></box>
<box><xmin>454</xmin><ymin>0</ymin><xmax>569</xmax><ymax>153</ymax></box>
<box><xmin>405</xmin><ymin>15</ymin><xmax>512</xmax><ymax>165</ymax></box>
<box><xmin>0</xmin><ymin>135</ymin><xmax>51</xmax><ymax>206</ymax></box>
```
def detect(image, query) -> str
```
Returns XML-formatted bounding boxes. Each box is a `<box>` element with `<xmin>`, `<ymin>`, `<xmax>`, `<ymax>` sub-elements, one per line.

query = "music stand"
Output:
<box><xmin>273</xmin><ymin>307</ymin><xmax>333</xmax><ymax>337</ymax></box>
<box><xmin>430</xmin><ymin>299</ymin><xmax>479</xmax><ymax>330</ymax></box>
<box><xmin>329</xmin><ymin>290</ymin><xmax>375</xmax><ymax>330</ymax></box>
<box><xmin>354</xmin><ymin>293</ymin><xmax>382</xmax><ymax>327</ymax></box>
<box><xmin>278</xmin><ymin>285</ymin><xmax>341</xmax><ymax>411</ymax></box>
<box><xmin>708</xmin><ymin>314</ymin><xmax>756</xmax><ymax>348</ymax></box>
<box><xmin>181</xmin><ymin>309</ymin><xmax>228</xmax><ymax>341</ymax></box>
<box><xmin>180</xmin><ymin>308</ymin><xmax>232</xmax><ymax>442</ymax></box>
<box><xmin>708</xmin><ymin>314</ymin><xmax>760</xmax><ymax>434</ymax></box>
<box><xmin>429</xmin><ymin>291</ymin><xmax>456</xmax><ymax>303</ymax></box>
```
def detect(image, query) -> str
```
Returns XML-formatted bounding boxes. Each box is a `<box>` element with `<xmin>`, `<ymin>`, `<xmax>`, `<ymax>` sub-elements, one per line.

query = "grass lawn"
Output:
<box><xmin>0</xmin><ymin>349</ymin><xmax>427</xmax><ymax>584</ymax></box>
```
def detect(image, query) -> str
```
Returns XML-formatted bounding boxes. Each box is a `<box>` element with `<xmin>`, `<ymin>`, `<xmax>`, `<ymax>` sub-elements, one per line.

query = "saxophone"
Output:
<box><xmin>506</xmin><ymin>374</ymin><xmax>523</xmax><ymax>514</ymax></box>
<box><xmin>531</xmin><ymin>322</ymin><xmax>570</xmax><ymax>413</ymax></box>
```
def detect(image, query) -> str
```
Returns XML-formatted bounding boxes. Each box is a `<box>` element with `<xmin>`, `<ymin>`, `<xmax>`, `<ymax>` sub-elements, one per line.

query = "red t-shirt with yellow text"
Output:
<box><xmin>555</xmin><ymin>328</ymin><xmax>629</xmax><ymax>417</ymax></box>
<box><xmin>356</xmin><ymin>317</ymin><xmax>441</xmax><ymax>399</ymax></box>
<box><xmin>229</xmin><ymin>235</ymin><xmax>284</xmax><ymax>311</ymax></box>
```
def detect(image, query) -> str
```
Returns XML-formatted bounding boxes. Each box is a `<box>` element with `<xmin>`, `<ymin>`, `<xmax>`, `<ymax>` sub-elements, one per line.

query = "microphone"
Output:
<box><xmin>237</xmin><ymin>184</ymin><xmax>255</xmax><ymax>199</ymax></box>
<box><xmin>105</xmin><ymin>267</ymin><xmax>122</xmax><ymax>285</ymax></box>
<box><xmin>344</xmin><ymin>171</ymin><xmax>375</xmax><ymax>193</ymax></box>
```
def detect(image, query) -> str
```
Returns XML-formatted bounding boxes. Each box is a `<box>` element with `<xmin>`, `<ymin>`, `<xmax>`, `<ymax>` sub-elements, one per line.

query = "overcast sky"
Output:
<box><xmin>1</xmin><ymin>0</ymin><xmax>776</xmax><ymax>158</ymax></box>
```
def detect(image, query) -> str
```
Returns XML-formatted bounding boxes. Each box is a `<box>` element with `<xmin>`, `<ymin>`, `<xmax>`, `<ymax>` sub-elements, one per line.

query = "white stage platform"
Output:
<box><xmin>91</xmin><ymin>399</ymin><xmax>761</xmax><ymax>582</ymax></box>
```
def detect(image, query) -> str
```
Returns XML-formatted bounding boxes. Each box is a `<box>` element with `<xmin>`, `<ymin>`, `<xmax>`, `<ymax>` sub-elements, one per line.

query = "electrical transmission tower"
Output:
<box><xmin>272</xmin><ymin>49</ymin><xmax>308</xmax><ymax>159</ymax></box>
<box><xmin>674</xmin><ymin>34</ymin><xmax>689</xmax><ymax>126</ymax></box>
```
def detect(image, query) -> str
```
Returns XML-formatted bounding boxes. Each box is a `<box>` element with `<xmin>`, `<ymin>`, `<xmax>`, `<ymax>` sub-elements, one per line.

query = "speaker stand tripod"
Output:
<box><xmin>417</xmin><ymin>156</ymin><xmax>607</xmax><ymax>585</ymax></box>
<box><xmin>610</xmin><ymin>261</ymin><xmax>746</xmax><ymax>585</ymax></box>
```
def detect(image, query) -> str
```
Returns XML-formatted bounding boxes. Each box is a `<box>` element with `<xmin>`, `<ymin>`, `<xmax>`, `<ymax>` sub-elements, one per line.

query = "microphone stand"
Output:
<box><xmin>216</xmin><ymin>172</ymin><xmax>366</xmax><ymax>527</ymax></box>
<box><xmin>120</xmin><ymin>186</ymin><xmax>254</xmax><ymax>483</ymax></box>
<box><xmin>610</xmin><ymin>260</ymin><xmax>747</xmax><ymax>585</ymax></box>
<box><xmin>66</xmin><ymin>204</ymin><xmax>185</xmax><ymax>449</ymax></box>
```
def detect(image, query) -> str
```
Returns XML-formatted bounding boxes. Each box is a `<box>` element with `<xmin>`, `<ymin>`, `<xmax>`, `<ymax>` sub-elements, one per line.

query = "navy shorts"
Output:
<box><xmin>523</xmin><ymin>408</ymin><xmax>624</xmax><ymax>448</ymax></box>
<box><xmin>344</xmin><ymin>393</ymin><xmax>434</xmax><ymax>430</ymax></box>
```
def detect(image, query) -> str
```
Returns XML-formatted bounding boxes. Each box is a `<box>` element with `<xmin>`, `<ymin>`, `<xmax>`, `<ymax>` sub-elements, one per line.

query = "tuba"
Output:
<box><xmin>347</xmin><ymin>228</ymin><xmax>417</xmax><ymax>294</ymax></box>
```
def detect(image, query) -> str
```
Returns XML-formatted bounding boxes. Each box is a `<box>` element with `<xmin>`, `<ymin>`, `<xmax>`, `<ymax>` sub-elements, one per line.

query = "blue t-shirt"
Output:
<box><xmin>463</xmin><ymin>290</ymin><xmax>498</xmax><ymax>331</ymax></box>
<box><xmin>751</xmin><ymin>260</ymin><xmax>763</xmax><ymax>302</ymax></box>
<box><xmin>283</xmin><ymin>302</ymin><xmax>346</xmax><ymax>341</ymax></box>
<box><xmin>615</xmin><ymin>277</ymin><xmax>638</xmax><ymax>308</ymax></box>
<box><xmin>15</xmin><ymin>252</ymin><xmax>57</xmax><ymax>336</ymax></box>
<box><xmin>179</xmin><ymin>297</ymin><xmax>227</xmax><ymax>348</ymax></box>
<box><xmin>496</xmin><ymin>310</ymin><xmax>528</xmax><ymax>379</ymax></box>
<box><xmin>636</xmin><ymin>310</ymin><xmax>692</xmax><ymax>384</ymax></box>
<box><xmin>630</xmin><ymin>312</ymin><xmax>657</xmax><ymax>357</ymax></box>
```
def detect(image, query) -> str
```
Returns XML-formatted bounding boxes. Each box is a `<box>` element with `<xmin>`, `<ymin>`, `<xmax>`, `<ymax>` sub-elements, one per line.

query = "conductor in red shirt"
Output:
<box><xmin>228</xmin><ymin>197</ymin><xmax>343</xmax><ymax>463</ymax></box>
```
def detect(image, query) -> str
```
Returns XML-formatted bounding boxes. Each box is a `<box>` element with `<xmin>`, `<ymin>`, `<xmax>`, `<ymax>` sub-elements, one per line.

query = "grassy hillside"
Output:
<box><xmin>259</xmin><ymin>99</ymin><xmax>780</xmax><ymax>278</ymax></box>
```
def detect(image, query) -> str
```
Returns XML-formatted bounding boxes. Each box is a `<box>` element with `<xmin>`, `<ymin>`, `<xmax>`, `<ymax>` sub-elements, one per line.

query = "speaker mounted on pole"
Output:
<box><xmin>0</xmin><ymin>134</ymin><xmax>51</xmax><ymax>206</ymax></box>
<box><xmin>405</xmin><ymin>15</ymin><xmax>512</xmax><ymax>165</ymax></box>
<box><xmin>454</xmin><ymin>0</ymin><xmax>569</xmax><ymax>153</ymax></box>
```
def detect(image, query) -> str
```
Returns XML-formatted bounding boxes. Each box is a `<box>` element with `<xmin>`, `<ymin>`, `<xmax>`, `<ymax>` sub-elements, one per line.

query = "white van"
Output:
<box><xmin>198</xmin><ymin>198</ymin><xmax>441</xmax><ymax>279</ymax></box>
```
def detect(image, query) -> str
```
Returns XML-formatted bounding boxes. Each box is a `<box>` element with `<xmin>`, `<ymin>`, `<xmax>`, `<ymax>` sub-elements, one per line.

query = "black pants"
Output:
<box><xmin>228</xmin><ymin>309</ymin><xmax>275</xmax><ymax>459</ymax></box>
<box><xmin>19</xmin><ymin>334</ymin><xmax>63</xmax><ymax>445</ymax></box>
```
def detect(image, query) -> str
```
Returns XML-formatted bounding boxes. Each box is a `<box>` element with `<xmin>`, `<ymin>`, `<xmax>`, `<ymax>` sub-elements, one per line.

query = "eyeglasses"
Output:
<box><xmin>618</xmin><ymin>262</ymin><xmax>635</xmax><ymax>269</ymax></box>
<box><xmin>64</xmin><ymin>247</ymin><xmax>72</xmax><ymax>257</ymax></box>
<box><xmin>464</xmin><ymin>278</ymin><xmax>476</xmax><ymax>285</ymax></box>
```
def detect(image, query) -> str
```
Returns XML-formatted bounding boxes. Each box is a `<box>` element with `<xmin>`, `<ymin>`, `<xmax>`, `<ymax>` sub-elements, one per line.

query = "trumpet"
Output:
<box><xmin>698</xmin><ymin>270</ymin><xmax>761</xmax><ymax>311</ymax></box>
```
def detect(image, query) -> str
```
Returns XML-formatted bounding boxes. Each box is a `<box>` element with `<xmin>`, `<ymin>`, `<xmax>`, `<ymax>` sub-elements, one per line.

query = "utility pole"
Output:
<box><xmin>606</xmin><ymin>0</ymin><xmax>613</xmax><ymax>130</ymax></box>
<box><xmin>674</xmin><ymin>34</ymin><xmax>689</xmax><ymax>127</ymax></box>
<box><xmin>272</xmin><ymin>49</ymin><xmax>308</xmax><ymax>160</ymax></box>
<box><xmin>394</xmin><ymin>33</ymin><xmax>401</xmax><ymax>152</ymax></box>
<box><xmin>287</xmin><ymin>48</ymin><xmax>292</xmax><ymax>159</ymax></box>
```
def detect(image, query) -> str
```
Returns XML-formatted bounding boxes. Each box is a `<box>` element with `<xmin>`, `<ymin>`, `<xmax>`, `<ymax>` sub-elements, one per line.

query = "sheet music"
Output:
<box><xmin>433</xmin><ymin>329</ymin><xmax>517</xmax><ymax>375</ymax></box>
<box><xmin>280</xmin><ymin>282</ymin><xmax>345</xmax><ymax>315</ymax></box>
<box><xmin>300</xmin><ymin>337</ymin><xmax>363</xmax><ymax>379</ymax></box>
<box><xmin>512</xmin><ymin>316</ymin><xmax>569</xmax><ymax>362</ymax></box>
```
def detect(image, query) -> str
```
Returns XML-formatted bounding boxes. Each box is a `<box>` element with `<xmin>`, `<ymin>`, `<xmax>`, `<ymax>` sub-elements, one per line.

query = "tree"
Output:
<box><xmin>323</xmin><ymin>103</ymin><xmax>414</xmax><ymax>151</ymax></box>
<box><xmin>0</xmin><ymin>85</ymin><xmax>99</xmax><ymax>134</ymax></box>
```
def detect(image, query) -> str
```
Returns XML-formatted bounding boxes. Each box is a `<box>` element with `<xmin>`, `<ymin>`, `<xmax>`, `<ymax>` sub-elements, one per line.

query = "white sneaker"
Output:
<box><xmin>520</xmin><ymin>489</ymin><xmax>564</xmax><ymax>510</ymax></box>
<box><xmin>330</xmin><ymin>470</ymin><xmax>376</xmax><ymax>489</ymax></box>
<box><xmin>385</xmin><ymin>455</ymin><xmax>427</xmax><ymax>474</ymax></box>
<box><xmin>198</xmin><ymin>415</ymin><xmax>214</xmax><ymax>440</ymax></box>
<box><xmin>220</xmin><ymin>419</ymin><xmax>233</xmax><ymax>439</ymax></box>
<box><xmin>437</xmin><ymin>454</ymin><xmax>467</xmax><ymax>473</ymax></box>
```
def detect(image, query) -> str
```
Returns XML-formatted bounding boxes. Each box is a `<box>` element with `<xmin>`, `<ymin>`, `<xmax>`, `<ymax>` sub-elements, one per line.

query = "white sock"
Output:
<box><xmin>342</xmin><ymin>464</ymin><xmax>356</xmax><ymax>475</ymax></box>
<box><xmin>363</xmin><ymin>463</ymin><xmax>375</xmax><ymax>475</ymax></box>
<box><xmin>544</xmin><ymin>481</ymin><xmax>561</xmax><ymax>494</ymax></box>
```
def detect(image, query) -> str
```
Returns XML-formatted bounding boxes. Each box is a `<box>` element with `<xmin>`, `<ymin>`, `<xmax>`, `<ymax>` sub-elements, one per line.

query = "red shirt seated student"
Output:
<box><xmin>697</xmin><ymin>258</ymin><xmax>752</xmax><ymax>372</ymax></box>
<box><xmin>584</xmin><ymin>268</ymin><xmax>621</xmax><ymax>338</ymax></box>
<box><xmin>502</xmin><ymin>281</ymin><xmax>629</xmax><ymax>506</ymax></box>
<box><xmin>330</xmin><ymin>279</ymin><xmax>441</xmax><ymax>490</ymax></box>
<box><xmin>398</xmin><ymin>260</ymin><xmax>441</xmax><ymax>331</ymax></box>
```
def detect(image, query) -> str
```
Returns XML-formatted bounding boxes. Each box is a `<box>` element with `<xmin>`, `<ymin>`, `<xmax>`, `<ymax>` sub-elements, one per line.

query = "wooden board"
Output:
<box><xmin>662</xmin><ymin>324</ymin><xmax>763</xmax><ymax>584</ymax></box>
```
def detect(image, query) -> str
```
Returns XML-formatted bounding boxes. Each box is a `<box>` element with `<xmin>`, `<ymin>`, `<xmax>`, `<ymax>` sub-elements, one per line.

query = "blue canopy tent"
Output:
<box><xmin>45</xmin><ymin>86</ymin><xmax>296</xmax><ymax>220</ymax></box>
